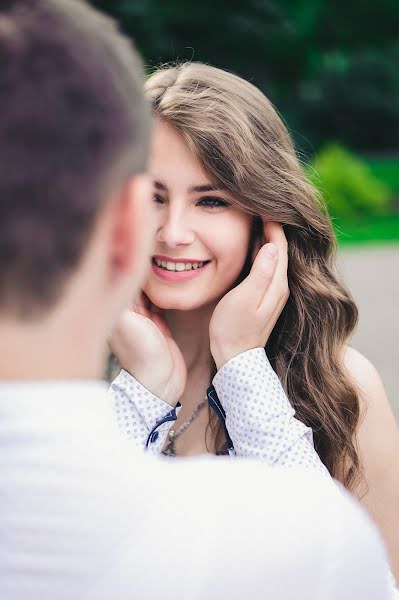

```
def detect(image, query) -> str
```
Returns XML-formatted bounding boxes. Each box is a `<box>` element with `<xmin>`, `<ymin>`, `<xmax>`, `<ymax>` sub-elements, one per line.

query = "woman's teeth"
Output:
<box><xmin>153</xmin><ymin>258</ymin><xmax>206</xmax><ymax>272</ymax></box>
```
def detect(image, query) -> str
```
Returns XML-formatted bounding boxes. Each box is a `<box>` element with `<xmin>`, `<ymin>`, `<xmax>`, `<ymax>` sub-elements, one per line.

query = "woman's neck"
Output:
<box><xmin>166</xmin><ymin>303</ymin><xmax>215</xmax><ymax>374</ymax></box>
<box><xmin>164</xmin><ymin>304</ymin><xmax>219</xmax><ymax>453</ymax></box>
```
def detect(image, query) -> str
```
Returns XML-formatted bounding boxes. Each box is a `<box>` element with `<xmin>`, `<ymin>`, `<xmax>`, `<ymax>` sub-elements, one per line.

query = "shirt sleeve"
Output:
<box><xmin>212</xmin><ymin>347</ymin><xmax>329</xmax><ymax>475</ymax></box>
<box><xmin>108</xmin><ymin>369</ymin><xmax>180</xmax><ymax>455</ymax></box>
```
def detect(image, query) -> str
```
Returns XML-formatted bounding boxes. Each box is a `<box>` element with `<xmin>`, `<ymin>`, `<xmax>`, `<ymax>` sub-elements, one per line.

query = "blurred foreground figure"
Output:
<box><xmin>0</xmin><ymin>1</ymin><xmax>391</xmax><ymax>599</ymax></box>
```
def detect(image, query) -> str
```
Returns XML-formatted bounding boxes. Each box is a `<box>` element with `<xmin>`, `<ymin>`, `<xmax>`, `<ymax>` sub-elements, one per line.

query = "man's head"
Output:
<box><xmin>0</xmin><ymin>0</ymin><xmax>153</xmax><ymax>331</ymax></box>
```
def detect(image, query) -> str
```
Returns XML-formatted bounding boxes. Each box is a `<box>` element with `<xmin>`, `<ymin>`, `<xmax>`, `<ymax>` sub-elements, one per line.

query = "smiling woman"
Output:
<box><xmin>144</xmin><ymin>120</ymin><xmax>252</xmax><ymax>311</ymax></box>
<box><xmin>108</xmin><ymin>62</ymin><xmax>399</xmax><ymax>583</ymax></box>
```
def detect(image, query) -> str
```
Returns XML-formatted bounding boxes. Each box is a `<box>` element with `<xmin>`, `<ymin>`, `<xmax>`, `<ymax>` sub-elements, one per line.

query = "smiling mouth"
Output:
<box><xmin>152</xmin><ymin>258</ymin><xmax>211</xmax><ymax>272</ymax></box>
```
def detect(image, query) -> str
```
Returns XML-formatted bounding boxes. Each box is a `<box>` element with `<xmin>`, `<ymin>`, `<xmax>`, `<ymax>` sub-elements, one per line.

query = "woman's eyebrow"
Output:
<box><xmin>153</xmin><ymin>179</ymin><xmax>167</xmax><ymax>191</ymax></box>
<box><xmin>153</xmin><ymin>180</ymin><xmax>225</xmax><ymax>194</ymax></box>
<box><xmin>188</xmin><ymin>184</ymin><xmax>224</xmax><ymax>193</ymax></box>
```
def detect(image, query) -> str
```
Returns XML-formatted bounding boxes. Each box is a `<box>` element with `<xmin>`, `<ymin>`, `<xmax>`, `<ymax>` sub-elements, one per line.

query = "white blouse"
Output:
<box><xmin>110</xmin><ymin>347</ymin><xmax>329</xmax><ymax>475</ymax></box>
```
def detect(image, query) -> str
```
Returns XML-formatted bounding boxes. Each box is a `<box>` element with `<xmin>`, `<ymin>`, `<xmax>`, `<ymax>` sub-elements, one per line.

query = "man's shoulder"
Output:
<box><xmin>155</xmin><ymin>458</ymin><xmax>388</xmax><ymax>598</ymax></box>
<box><xmin>100</xmin><ymin>454</ymin><xmax>389</xmax><ymax>598</ymax></box>
<box><xmin>0</xmin><ymin>432</ymin><xmax>389</xmax><ymax>599</ymax></box>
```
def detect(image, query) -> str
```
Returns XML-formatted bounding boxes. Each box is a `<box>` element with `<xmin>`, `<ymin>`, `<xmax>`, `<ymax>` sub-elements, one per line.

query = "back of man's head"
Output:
<box><xmin>0</xmin><ymin>0</ymin><xmax>150</xmax><ymax>320</ymax></box>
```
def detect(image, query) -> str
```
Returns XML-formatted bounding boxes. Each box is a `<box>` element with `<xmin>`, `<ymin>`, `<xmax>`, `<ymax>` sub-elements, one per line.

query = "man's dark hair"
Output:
<box><xmin>0</xmin><ymin>0</ymin><xmax>151</xmax><ymax>318</ymax></box>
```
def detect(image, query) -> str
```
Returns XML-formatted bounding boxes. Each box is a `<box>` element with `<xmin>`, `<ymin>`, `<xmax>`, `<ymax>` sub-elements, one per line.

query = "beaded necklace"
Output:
<box><xmin>161</xmin><ymin>398</ymin><xmax>207</xmax><ymax>457</ymax></box>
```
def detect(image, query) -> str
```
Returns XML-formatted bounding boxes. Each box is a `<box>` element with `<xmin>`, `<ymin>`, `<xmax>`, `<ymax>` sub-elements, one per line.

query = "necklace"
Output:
<box><xmin>161</xmin><ymin>398</ymin><xmax>207</xmax><ymax>457</ymax></box>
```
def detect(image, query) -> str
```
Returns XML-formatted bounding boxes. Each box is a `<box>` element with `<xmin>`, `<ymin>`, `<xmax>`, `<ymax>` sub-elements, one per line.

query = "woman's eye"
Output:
<box><xmin>153</xmin><ymin>193</ymin><xmax>165</xmax><ymax>204</ymax></box>
<box><xmin>197</xmin><ymin>196</ymin><xmax>230</xmax><ymax>208</ymax></box>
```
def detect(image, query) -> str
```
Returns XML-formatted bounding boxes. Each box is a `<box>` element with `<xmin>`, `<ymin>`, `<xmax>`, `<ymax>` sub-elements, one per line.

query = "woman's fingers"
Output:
<box><xmin>209</xmin><ymin>221</ymin><xmax>290</xmax><ymax>367</ymax></box>
<box><xmin>130</xmin><ymin>303</ymin><xmax>149</xmax><ymax>318</ymax></box>
<box><xmin>130</xmin><ymin>291</ymin><xmax>150</xmax><ymax>315</ymax></box>
<box><xmin>130</xmin><ymin>292</ymin><xmax>167</xmax><ymax>324</ymax></box>
<box><xmin>234</xmin><ymin>222</ymin><xmax>285</xmax><ymax>310</ymax></box>
<box><xmin>259</xmin><ymin>221</ymin><xmax>289</xmax><ymax>313</ymax></box>
<box><xmin>263</xmin><ymin>221</ymin><xmax>288</xmax><ymax>275</ymax></box>
<box><xmin>151</xmin><ymin>312</ymin><xmax>172</xmax><ymax>338</ymax></box>
<box><xmin>242</xmin><ymin>242</ymin><xmax>279</xmax><ymax>308</ymax></box>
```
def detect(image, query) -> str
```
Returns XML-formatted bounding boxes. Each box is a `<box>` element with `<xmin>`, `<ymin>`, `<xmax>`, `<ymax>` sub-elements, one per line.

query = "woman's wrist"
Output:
<box><xmin>211</xmin><ymin>343</ymin><xmax>261</xmax><ymax>371</ymax></box>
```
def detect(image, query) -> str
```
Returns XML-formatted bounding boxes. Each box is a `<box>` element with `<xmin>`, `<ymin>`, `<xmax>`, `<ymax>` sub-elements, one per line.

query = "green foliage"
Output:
<box><xmin>336</xmin><ymin>215</ymin><xmax>399</xmax><ymax>245</ymax></box>
<box><xmin>365</xmin><ymin>157</ymin><xmax>399</xmax><ymax>194</ymax></box>
<box><xmin>306</xmin><ymin>144</ymin><xmax>393</xmax><ymax>218</ymax></box>
<box><xmin>89</xmin><ymin>0</ymin><xmax>399</xmax><ymax>153</ymax></box>
<box><xmin>299</xmin><ymin>46</ymin><xmax>399</xmax><ymax>151</ymax></box>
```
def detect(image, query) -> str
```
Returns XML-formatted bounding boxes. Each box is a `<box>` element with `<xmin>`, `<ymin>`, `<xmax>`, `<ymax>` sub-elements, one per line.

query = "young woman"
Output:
<box><xmin>108</xmin><ymin>62</ymin><xmax>399</xmax><ymax>581</ymax></box>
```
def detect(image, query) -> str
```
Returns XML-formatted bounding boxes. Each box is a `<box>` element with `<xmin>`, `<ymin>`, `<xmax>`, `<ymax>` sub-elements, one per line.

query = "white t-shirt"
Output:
<box><xmin>0</xmin><ymin>381</ymin><xmax>390</xmax><ymax>599</ymax></box>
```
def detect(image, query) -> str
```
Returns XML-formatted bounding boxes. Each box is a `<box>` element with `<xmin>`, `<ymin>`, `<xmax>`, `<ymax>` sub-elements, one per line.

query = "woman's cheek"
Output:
<box><xmin>215</xmin><ymin>247</ymin><xmax>249</xmax><ymax>291</ymax></box>
<box><xmin>213</xmin><ymin>219</ymin><xmax>251</xmax><ymax>270</ymax></box>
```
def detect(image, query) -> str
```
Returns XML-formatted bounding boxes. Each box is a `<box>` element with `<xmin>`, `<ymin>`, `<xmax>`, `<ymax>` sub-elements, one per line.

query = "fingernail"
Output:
<box><xmin>265</xmin><ymin>243</ymin><xmax>278</xmax><ymax>258</ymax></box>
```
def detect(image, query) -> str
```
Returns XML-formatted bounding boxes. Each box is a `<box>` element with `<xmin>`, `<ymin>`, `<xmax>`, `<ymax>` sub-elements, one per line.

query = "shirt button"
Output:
<box><xmin>150</xmin><ymin>431</ymin><xmax>159</xmax><ymax>443</ymax></box>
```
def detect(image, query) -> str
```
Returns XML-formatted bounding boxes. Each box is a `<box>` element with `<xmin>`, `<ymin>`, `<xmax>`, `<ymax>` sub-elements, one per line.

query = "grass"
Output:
<box><xmin>334</xmin><ymin>214</ymin><xmax>399</xmax><ymax>246</ymax></box>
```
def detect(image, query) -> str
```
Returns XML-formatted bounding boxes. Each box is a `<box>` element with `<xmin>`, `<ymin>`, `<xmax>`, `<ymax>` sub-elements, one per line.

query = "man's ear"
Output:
<box><xmin>108</xmin><ymin>174</ymin><xmax>153</xmax><ymax>282</ymax></box>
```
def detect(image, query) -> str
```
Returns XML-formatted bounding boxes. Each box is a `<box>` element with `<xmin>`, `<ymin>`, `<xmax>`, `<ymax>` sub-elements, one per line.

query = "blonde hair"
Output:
<box><xmin>145</xmin><ymin>62</ymin><xmax>361</xmax><ymax>489</ymax></box>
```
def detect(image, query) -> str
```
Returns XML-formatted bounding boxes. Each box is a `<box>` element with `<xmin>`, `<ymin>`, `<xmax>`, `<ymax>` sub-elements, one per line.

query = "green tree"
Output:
<box><xmin>90</xmin><ymin>0</ymin><xmax>399</xmax><ymax>153</ymax></box>
<box><xmin>306</xmin><ymin>144</ymin><xmax>393</xmax><ymax>218</ymax></box>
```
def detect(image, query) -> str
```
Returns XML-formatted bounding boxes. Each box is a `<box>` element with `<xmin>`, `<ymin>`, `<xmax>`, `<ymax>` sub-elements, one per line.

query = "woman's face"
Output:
<box><xmin>144</xmin><ymin>120</ymin><xmax>252</xmax><ymax>311</ymax></box>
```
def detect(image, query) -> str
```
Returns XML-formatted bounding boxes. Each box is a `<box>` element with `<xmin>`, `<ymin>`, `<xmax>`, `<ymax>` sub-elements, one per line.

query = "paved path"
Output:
<box><xmin>338</xmin><ymin>245</ymin><xmax>398</xmax><ymax>423</ymax></box>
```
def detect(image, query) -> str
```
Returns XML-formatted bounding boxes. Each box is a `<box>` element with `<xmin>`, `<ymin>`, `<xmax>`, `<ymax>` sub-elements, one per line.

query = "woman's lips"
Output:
<box><xmin>153</xmin><ymin>255</ymin><xmax>207</xmax><ymax>264</ymax></box>
<box><xmin>151</xmin><ymin>261</ymin><xmax>210</xmax><ymax>282</ymax></box>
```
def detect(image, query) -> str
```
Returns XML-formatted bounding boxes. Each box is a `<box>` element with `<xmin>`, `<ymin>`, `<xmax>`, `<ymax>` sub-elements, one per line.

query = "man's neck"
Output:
<box><xmin>0</xmin><ymin>315</ymin><xmax>105</xmax><ymax>381</ymax></box>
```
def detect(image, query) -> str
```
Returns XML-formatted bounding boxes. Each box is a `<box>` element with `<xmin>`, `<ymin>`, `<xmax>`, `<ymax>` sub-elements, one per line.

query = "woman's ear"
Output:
<box><xmin>250</xmin><ymin>216</ymin><xmax>264</xmax><ymax>263</ymax></box>
<box><xmin>232</xmin><ymin>216</ymin><xmax>264</xmax><ymax>287</ymax></box>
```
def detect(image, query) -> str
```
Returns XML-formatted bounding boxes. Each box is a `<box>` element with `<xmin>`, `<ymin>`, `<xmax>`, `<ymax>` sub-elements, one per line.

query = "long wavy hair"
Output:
<box><xmin>144</xmin><ymin>62</ymin><xmax>362</xmax><ymax>490</ymax></box>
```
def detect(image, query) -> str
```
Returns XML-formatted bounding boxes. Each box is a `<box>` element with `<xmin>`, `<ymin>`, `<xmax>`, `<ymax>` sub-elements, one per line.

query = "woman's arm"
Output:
<box><xmin>213</xmin><ymin>347</ymin><xmax>330</xmax><ymax>476</ymax></box>
<box><xmin>107</xmin><ymin>298</ymin><xmax>187</xmax><ymax>455</ymax></box>
<box><xmin>343</xmin><ymin>346</ymin><xmax>399</xmax><ymax>584</ymax></box>
<box><xmin>108</xmin><ymin>369</ymin><xmax>180</xmax><ymax>454</ymax></box>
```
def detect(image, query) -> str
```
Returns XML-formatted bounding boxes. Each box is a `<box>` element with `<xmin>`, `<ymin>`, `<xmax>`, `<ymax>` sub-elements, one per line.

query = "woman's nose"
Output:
<box><xmin>156</xmin><ymin>210</ymin><xmax>195</xmax><ymax>248</ymax></box>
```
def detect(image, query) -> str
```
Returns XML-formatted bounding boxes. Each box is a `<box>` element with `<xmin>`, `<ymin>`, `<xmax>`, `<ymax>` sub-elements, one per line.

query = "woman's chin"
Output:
<box><xmin>148</xmin><ymin>297</ymin><xmax>203</xmax><ymax>311</ymax></box>
<box><xmin>144</xmin><ymin>289</ymin><xmax>212</xmax><ymax>312</ymax></box>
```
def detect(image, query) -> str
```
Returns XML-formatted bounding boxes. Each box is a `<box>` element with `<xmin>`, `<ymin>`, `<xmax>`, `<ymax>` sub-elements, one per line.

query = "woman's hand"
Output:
<box><xmin>209</xmin><ymin>221</ymin><xmax>289</xmax><ymax>370</ymax></box>
<box><xmin>108</xmin><ymin>294</ymin><xmax>187</xmax><ymax>407</ymax></box>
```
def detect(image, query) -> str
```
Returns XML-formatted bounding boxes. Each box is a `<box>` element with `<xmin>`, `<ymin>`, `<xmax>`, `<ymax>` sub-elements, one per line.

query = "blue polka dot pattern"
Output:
<box><xmin>213</xmin><ymin>348</ymin><xmax>329</xmax><ymax>475</ymax></box>
<box><xmin>110</xmin><ymin>349</ymin><xmax>329</xmax><ymax>476</ymax></box>
<box><xmin>109</xmin><ymin>371</ymin><xmax>180</xmax><ymax>455</ymax></box>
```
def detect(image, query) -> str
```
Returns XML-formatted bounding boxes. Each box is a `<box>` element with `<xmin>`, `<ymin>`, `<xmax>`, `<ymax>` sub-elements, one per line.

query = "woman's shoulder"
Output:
<box><xmin>342</xmin><ymin>346</ymin><xmax>383</xmax><ymax>412</ymax></box>
<box><xmin>342</xmin><ymin>352</ymin><xmax>399</xmax><ymax>582</ymax></box>
<box><xmin>342</xmin><ymin>345</ymin><xmax>397</xmax><ymax>426</ymax></box>
<box><xmin>342</xmin><ymin>345</ymin><xmax>399</xmax><ymax>485</ymax></box>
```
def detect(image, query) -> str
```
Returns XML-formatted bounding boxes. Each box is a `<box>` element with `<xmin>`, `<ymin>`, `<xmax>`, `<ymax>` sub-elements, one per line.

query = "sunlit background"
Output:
<box><xmin>90</xmin><ymin>0</ymin><xmax>399</xmax><ymax>421</ymax></box>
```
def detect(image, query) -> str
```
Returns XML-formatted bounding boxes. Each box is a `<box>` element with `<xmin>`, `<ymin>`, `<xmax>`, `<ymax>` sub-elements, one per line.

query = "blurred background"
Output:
<box><xmin>90</xmin><ymin>0</ymin><xmax>399</xmax><ymax>421</ymax></box>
